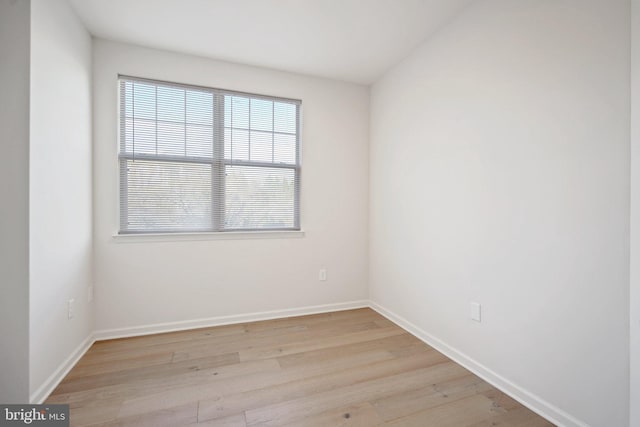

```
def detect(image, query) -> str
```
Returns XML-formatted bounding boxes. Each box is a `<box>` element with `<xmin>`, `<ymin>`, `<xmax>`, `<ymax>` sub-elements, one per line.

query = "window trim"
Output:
<box><xmin>112</xmin><ymin>229</ymin><xmax>305</xmax><ymax>243</ymax></box>
<box><xmin>117</xmin><ymin>75</ymin><xmax>302</xmax><ymax>235</ymax></box>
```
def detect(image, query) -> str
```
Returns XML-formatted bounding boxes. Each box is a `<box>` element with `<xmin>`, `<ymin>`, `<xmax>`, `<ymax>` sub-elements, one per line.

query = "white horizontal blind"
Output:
<box><xmin>118</xmin><ymin>76</ymin><xmax>301</xmax><ymax>233</ymax></box>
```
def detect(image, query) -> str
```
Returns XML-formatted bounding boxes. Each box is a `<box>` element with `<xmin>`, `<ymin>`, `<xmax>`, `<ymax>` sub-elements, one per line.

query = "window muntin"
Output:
<box><xmin>118</xmin><ymin>76</ymin><xmax>301</xmax><ymax>234</ymax></box>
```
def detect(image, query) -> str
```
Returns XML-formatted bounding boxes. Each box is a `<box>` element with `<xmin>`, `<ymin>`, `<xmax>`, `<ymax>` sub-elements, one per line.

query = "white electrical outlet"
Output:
<box><xmin>470</xmin><ymin>302</ymin><xmax>481</xmax><ymax>322</ymax></box>
<box><xmin>68</xmin><ymin>298</ymin><xmax>75</xmax><ymax>320</ymax></box>
<box><xmin>87</xmin><ymin>285</ymin><xmax>94</xmax><ymax>303</ymax></box>
<box><xmin>319</xmin><ymin>268</ymin><xmax>327</xmax><ymax>281</ymax></box>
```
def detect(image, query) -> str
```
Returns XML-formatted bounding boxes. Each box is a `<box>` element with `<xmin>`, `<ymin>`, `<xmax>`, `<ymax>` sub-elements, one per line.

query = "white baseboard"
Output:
<box><xmin>93</xmin><ymin>300</ymin><xmax>369</xmax><ymax>341</ymax></box>
<box><xmin>30</xmin><ymin>333</ymin><xmax>95</xmax><ymax>404</ymax></box>
<box><xmin>368</xmin><ymin>300</ymin><xmax>587</xmax><ymax>427</ymax></box>
<box><xmin>32</xmin><ymin>299</ymin><xmax>586</xmax><ymax>427</ymax></box>
<box><xmin>30</xmin><ymin>301</ymin><xmax>367</xmax><ymax>403</ymax></box>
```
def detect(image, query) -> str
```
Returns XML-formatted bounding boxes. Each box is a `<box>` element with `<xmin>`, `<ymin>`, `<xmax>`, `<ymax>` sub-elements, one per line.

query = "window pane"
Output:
<box><xmin>231</xmin><ymin>129</ymin><xmax>249</xmax><ymax>161</ymax></box>
<box><xmin>132</xmin><ymin>82</ymin><xmax>156</xmax><ymax>120</ymax></box>
<box><xmin>186</xmin><ymin>90</ymin><xmax>213</xmax><ymax>126</ymax></box>
<box><xmin>224</xmin><ymin>127</ymin><xmax>231</xmax><ymax>159</ymax></box>
<box><xmin>250</xmin><ymin>98</ymin><xmax>273</xmax><ymax>132</ymax></box>
<box><xmin>157</xmin><ymin>86</ymin><xmax>185</xmax><ymax>123</ymax></box>
<box><xmin>122</xmin><ymin>159</ymin><xmax>212</xmax><ymax>232</ymax></box>
<box><xmin>224</xmin><ymin>95</ymin><xmax>232</xmax><ymax>128</ymax></box>
<box><xmin>224</xmin><ymin>165</ymin><xmax>296</xmax><ymax>230</ymax></box>
<box><xmin>274</xmin><ymin>133</ymin><xmax>296</xmax><ymax>164</ymax></box>
<box><xmin>231</xmin><ymin>96</ymin><xmax>249</xmax><ymax>129</ymax></box>
<box><xmin>124</xmin><ymin>81</ymin><xmax>134</xmax><ymax>118</ymax></box>
<box><xmin>187</xmin><ymin>124</ymin><xmax>213</xmax><ymax>158</ymax></box>
<box><xmin>250</xmin><ymin>131</ymin><xmax>273</xmax><ymax>162</ymax></box>
<box><xmin>157</xmin><ymin>121</ymin><xmax>185</xmax><ymax>156</ymax></box>
<box><xmin>274</xmin><ymin>102</ymin><xmax>296</xmax><ymax>134</ymax></box>
<box><xmin>123</xmin><ymin>117</ymin><xmax>133</xmax><ymax>152</ymax></box>
<box><xmin>132</xmin><ymin>119</ymin><xmax>156</xmax><ymax>155</ymax></box>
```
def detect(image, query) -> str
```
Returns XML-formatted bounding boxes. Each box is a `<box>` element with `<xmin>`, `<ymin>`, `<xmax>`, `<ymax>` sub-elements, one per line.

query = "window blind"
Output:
<box><xmin>118</xmin><ymin>76</ymin><xmax>301</xmax><ymax>233</ymax></box>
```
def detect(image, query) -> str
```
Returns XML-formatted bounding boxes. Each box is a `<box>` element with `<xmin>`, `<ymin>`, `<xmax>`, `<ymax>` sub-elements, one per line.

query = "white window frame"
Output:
<box><xmin>117</xmin><ymin>75</ymin><xmax>302</xmax><ymax>235</ymax></box>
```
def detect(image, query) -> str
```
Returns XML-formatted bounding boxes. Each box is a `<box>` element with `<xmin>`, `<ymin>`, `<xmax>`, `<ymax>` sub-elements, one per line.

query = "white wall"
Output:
<box><xmin>93</xmin><ymin>40</ymin><xmax>369</xmax><ymax>333</ymax></box>
<box><xmin>0</xmin><ymin>0</ymin><xmax>31</xmax><ymax>404</ymax></box>
<box><xmin>369</xmin><ymin>1</ymin><xmax>630</xmax><ymax>426</ymax></box>
<box><xmin>631</xmin><ymin>0</ymin><xmax>640</xmax><ymax>424</ymax></box>
<box><xmin>29</xmin><ymin>0</ymin><xmax>93</xmax><ymax>399</ymax></box>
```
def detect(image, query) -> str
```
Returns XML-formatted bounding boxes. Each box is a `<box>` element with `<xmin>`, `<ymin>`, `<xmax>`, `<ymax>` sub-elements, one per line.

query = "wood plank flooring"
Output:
<box><xmin>46</xmin><ymin>308</ymin><xmax>554</xmax><ymax>426</ymax></box>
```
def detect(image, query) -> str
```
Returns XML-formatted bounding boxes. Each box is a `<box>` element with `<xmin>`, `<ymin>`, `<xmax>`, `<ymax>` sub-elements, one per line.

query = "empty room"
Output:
<box><xmin>1</xmin><ymin>0</ymin><xmax>639</xmax><ymax>426</ymax></box>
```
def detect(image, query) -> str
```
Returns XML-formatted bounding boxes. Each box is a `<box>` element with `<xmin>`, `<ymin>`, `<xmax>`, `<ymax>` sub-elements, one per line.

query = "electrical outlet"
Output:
<box><xmin>470</xmin><ymin>302</ymin><xmax>481</xmax><ymax>322</ymax></box>
<box><xmin>68</xmin><ymin>298</ymin><xmax>75</xmax><ymax>320</ymax></box>
<box><xmin>87</xmin><ymin>285</ymin><xmax>94</xmax><ymax>303</ymax></box>
<box><xmin>319</xmin><ymin>268</ymin><xmax>327</xmax><ymax>281</ymax></box>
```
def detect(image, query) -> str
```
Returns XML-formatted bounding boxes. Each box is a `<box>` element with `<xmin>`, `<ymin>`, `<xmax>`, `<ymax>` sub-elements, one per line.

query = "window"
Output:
<box><xmin>118</xmin><ymin>76</ymin><xmax>301</xmax><ymax>234</ymax></box>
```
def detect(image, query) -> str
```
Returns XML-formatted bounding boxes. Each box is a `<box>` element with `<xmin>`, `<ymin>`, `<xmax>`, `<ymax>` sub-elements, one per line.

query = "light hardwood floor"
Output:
<box><xmin>46</xmin><ymin>308</ymin><xmax>554</xmax><ymax>426</ymax></box>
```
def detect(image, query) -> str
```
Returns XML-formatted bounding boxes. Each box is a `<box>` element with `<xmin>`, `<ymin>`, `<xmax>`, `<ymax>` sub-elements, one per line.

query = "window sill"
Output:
<box><xmin>112</xmin><ymin>230</ymin><xmax>305</xmax><ymax>243</ymax></box>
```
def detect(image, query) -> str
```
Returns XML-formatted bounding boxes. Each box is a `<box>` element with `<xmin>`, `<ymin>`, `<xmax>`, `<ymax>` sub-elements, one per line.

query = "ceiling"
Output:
<box><xmin>69</xmin><ymin>0</ymin><xmax>473</xmax><ymax>85</ymax></box>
